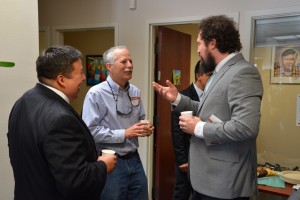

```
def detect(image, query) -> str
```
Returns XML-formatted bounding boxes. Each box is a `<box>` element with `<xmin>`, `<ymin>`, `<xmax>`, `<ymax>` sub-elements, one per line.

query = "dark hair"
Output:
<box><xmin>281</xmin><ymin>49</ymin><xmax>298</xmax><ymax>58</ymax></box>
<box><xmin>194</xmin><ymin>60</ymin><xmax>214</xmax><ymax>80</ymax></box>
<box><xmin>36</xmin><ymin>45</ymin><xmax>82</xmax><ymax>82</ymax></box>
<box><xmin>199</xmin><ymin>15</ymin><xmax>242</xmax><ymax>53</ymax></box>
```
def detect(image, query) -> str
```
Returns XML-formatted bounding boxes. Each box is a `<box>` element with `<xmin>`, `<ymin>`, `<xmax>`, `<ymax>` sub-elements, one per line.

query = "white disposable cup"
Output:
<box><xmin>180</xmin><ymin>111</ymin><xmax>193</xmax><ymax>118</ymax></box>
<box><xmin>101</xmin><ymin>149</ymin><xmax>116</xmax><ymax>156</ymax></box>
<box><xmin>140</xmin><ymin>119</ymin><xmax>150</xmax><ymax>127</ymax></box>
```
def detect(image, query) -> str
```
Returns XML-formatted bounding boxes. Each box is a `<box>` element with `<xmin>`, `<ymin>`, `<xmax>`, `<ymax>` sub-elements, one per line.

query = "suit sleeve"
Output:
<box><xmin>43</xmin><ymin>115</ymin><xmax>106</xmax><ymax>198</ymax></box>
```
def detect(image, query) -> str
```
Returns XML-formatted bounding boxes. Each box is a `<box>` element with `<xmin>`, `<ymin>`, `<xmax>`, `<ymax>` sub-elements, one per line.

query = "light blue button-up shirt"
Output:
<box><xmin>82</xmin><ymin>76</ymin><xmax>145</xmax><ymax>156</ymax></box>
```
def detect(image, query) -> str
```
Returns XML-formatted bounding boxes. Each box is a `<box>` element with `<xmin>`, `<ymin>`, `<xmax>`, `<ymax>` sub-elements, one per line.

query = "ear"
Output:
<box><xmin>106</xmin><ymin>63</ymin><xmax>112</xmax><ymax>71</ymax></box>
<box><xmin>195</xmin><ymin>73</ymin><xmax>202</xmax><ymax>80</ymax></box>
<box><xmin>209</xmin><ymin>39</ymin><xmax>217</xmax><ymax>49</ymax></box>
<box><xmin>56</xmin><ymin>74</ymin><xmax>66</xmax><ymax>88</ymax></box>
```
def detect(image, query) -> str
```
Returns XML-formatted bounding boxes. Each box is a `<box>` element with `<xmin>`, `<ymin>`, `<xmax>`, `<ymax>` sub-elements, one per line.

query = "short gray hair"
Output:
<box><xmin>103</xmin><ymin>46</ymin><xmax>128</xmax><ymax>65</ymax></box>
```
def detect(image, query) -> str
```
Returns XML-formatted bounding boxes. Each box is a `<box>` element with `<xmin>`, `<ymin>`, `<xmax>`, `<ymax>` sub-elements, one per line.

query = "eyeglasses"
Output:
<box><xmin>107</xmin><ymin>81</ymin><xmax>133</xmax><ymax>116</ymax></box>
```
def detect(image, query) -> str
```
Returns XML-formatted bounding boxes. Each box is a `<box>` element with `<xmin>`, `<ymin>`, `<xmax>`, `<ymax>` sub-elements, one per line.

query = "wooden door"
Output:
<box><xmin>153</xmin><ymin>26</ymin><xmax>191</xmax><ymax>200</ymax></box>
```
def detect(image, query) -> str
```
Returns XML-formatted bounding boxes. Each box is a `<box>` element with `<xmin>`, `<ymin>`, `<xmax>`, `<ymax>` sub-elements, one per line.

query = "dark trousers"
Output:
<box><xmin>173</xmin><ymin>165</ymin><xmax>192</xmax><ymax>200</ymax></box>
<box><xmin>192</xmin><ymin>191</ymin><xmax>250</xmax><ymax>200</ymax></box>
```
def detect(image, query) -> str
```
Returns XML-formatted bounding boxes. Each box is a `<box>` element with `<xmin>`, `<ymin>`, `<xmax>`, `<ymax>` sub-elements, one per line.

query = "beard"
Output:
<box><xmin>201</xmin><ymin>52</ymin><xmax>216</xmax><ymax>72</ymax></box>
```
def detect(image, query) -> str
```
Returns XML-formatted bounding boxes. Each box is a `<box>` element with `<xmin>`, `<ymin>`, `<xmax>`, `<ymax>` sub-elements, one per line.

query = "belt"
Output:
<box><xmin>116</xmin><ymin>150</ymin><xmax>138</xmax><ymax>159</ymax></box>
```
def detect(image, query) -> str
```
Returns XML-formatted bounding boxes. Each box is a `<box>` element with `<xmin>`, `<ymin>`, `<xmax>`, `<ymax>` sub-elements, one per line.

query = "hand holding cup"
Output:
<box><xmin>139</xmin><ymin>119</ymin><xmax>154</xmax><ymax>137</ymax></box>
<box><xmin>98</xmin><ymin>149</ymin><xmax>117</xmax><ymax>173</ymax></box>
<box><xmin>179</xmin><ymin>111</ymin><xmax>200</xmax><ymax>134</ymax></box>
<box><xmin>180</xmin><ymin>111</ymin><xmax>193</xmax><ymax>118</ymax></box>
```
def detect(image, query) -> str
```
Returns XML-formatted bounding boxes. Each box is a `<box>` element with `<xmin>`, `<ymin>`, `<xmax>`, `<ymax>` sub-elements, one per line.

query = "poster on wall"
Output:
<box><xmin>172</xmin><ymin>69</ymin><xmax>181</xmax><ymax>85</ymax></box>
<box><xmin>271</xmin><ymin>46</ymin><xmax>300</xmax><ymax>84</ymax></box>
<box><xmin>86</xmin><ymin>55</ymin><xmax>108</xmax><ymax>85</ymax></box>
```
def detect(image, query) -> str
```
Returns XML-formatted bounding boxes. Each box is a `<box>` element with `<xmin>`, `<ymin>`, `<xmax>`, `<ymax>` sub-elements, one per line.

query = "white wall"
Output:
<box><xmin>0</xmin><ymin>0</ymin><xmax>39</xmax><ymax>199</ymax></box>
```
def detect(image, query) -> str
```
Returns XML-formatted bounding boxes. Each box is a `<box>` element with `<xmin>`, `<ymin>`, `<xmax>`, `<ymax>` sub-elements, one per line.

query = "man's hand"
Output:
<box><xmin>152</xmin><ymin>80</ymin><xmax>178</xmax><ymax>103</ymax></box>
<box><xmin>98</xmin><ymin>155</ymin><xmax>117</xmax><ymax>173</ymax></box>
<box><xmin>139</xmin><ymin>120</ymin><xmax>155</xmax><ymax>137</ymax></box>
<box><xmin>179</xmin><ymin>116</ymin><xmax>201</xmax><ymax>134</ymax></box>
<box><xmin>125</xmin><ymin>122</ymin><xmax>155</xmax><ymax>138</ymax></box>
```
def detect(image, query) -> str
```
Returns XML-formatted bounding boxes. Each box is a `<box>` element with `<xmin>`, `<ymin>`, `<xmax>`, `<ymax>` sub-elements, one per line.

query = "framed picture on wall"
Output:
<box><xmin>271</xmin><ymin>46</ymin><xmax>300</xmax><ymax>84</ymax></box>
<box><xmin>86</xmin><ymin>55</ymin><xmax>108</xmax><ymax>85</ymax></box>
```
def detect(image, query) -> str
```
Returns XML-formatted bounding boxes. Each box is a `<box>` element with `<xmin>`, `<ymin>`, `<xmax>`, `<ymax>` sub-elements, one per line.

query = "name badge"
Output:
<box><xmin>131</xmin><ymin>97</ymin><xmax>140</xmax><ymax>106</ymax></box>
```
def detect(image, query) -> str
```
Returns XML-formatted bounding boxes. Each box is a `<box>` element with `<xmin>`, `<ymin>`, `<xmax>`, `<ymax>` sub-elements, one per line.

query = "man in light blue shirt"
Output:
<box><xmin>82</xmin><ymin>46</ymin><xmax>154</xmax><ymax>200</ymax></box>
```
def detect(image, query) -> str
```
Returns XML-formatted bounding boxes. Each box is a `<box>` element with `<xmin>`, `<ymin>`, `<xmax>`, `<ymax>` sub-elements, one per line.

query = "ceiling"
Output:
<box><xmin>255</xmin><ymin>15</ymin><xmax>300</xmax><ymax>47</ymax></box>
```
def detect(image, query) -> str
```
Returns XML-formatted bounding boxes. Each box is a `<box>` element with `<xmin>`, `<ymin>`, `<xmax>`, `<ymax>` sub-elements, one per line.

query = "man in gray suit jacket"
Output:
<box><xmin>153</xmin><ymin>15</ymin><xmax>263</xmax><ymax>200</ymax></box>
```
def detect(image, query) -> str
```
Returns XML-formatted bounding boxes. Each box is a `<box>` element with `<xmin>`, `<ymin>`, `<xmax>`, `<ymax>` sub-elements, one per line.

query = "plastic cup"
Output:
<box><xmin>140</xmin><ymin>119</ymin><xmax>150</xmax><ymax>127</ymax></box>
<box><xmin>101</xmin><ymin>149</ymin><xmax>116</xmax><ymax>156</ymax></box>
<box><xmin>180</xmin><ymin>111</ymin><xmax>193</xmax><ymax>118</ymax></box>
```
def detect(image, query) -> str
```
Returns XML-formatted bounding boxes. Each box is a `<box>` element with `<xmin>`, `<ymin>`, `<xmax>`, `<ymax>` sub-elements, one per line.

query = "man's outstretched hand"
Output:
<box><xmin>152</xmin><ymin>80</ymin><xmax>178</xmax><ymax>103</ymax></box>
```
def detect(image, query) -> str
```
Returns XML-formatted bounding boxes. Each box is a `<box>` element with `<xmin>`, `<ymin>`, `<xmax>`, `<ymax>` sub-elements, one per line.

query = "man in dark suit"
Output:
<box><xmin>171</xmin><ymin>60</ymin><xmax>212</xmax><ymax>200</ymax></box>
<box><xmin>7</xmin><ymin>45</ymin><xmax>117</xmax><ymax>200</ymax></box>
<box><xmin>153</xmin><ymin>15</ymin><xmax>263</xmax><ymax>200</ymax></box>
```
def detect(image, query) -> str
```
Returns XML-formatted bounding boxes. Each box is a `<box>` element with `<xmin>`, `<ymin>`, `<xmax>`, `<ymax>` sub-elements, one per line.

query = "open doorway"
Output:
<box><xmin>152</xmin><ymin>24</ymin><xmax>196</xmax><ymax>200</ymax></box>
<box><xmin>41</xmin><ymin>25</ymin><xmax>117</xmax><ymax>114</ymax></box>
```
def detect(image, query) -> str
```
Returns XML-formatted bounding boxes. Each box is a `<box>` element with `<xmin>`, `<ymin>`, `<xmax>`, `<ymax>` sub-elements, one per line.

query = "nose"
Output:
<box><xmin>128</xmin><ymin>60</ymin><xmax>133</xmax><ymax>66</ymax></box>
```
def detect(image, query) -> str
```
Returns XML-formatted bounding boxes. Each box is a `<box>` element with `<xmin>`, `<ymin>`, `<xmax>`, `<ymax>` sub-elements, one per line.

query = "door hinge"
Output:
<box><xmin>157</xmin><ymin>71</ymin><xmax>161</xmax><ymax>81</ymax></box>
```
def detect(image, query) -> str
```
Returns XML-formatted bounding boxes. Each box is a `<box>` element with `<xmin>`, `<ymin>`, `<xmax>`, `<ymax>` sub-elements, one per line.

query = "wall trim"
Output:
<box><xmin>51</xmin><ymin>23</ymin><xmax>119</xmax><ymax>46</ymax></box>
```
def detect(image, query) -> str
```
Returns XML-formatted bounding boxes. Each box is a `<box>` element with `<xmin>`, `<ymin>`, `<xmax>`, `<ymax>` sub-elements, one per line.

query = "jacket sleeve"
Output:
<box><xmin>43</xmin><ymin>114</ymin><xmax>107</xmax><ymax>198</ymax></box>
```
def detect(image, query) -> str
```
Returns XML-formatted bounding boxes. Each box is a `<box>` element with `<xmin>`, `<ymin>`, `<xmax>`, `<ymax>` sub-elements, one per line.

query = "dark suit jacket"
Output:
<box><xmin>171</xmin><ymin>83</ymin><xmax>199</xmax><ymax>166</ymax></box>
<box><xmin>8</xmin><ymin>83</ymin><xmax>107</xmax><ymax>200</ymax></box>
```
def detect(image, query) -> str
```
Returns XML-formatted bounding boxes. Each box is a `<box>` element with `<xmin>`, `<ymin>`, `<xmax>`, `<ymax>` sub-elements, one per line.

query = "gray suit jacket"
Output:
<box><xmin>175</xmin><ymin>53</ymin><xmax>263</xmax><ymax>198</ymax></box>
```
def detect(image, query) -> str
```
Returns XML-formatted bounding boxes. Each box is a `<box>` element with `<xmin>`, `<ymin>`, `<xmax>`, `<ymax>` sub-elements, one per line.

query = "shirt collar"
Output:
<box><xmin>38</xmin><ymin>82</ymin><xmax>70</xmax><ymax>103</ymax></box>
<box><xmin>193</xmin><ymin>82</ymin><xmax>204</xmax><ymax>97</ymax></box>
<box><xmin>215</xmin><ymin>53</ymin><xmax>237</xmax><ymax>73</ymax></box>
<box><xmin>107</xmin><ymin>76</ymin><xmax>130</xmax><ymax>92</ymax></box>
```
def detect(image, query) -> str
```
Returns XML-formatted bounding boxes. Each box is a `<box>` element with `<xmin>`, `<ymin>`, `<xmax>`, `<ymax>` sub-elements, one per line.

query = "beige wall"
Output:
<box><xmin>0</xmin><ymin>0</ymin><xmax>39</xmax><ymax>199</ymax></box>
<box><xmin>254</xmin><ymin>47</ymin><xmax>300</xmax><ymax>167</ymax></box>
<box><xmin>39</xmin><ymin>31</ymin><xmax>47</xmax><ymax>54</ymax></box>
<box><xmin>63</xmin><ymin>29</ymin><xmax>115</xmax><ymax>114</ymax></box>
